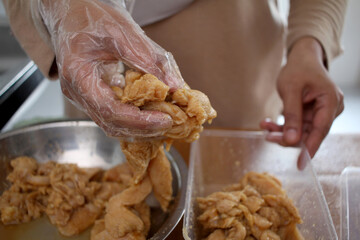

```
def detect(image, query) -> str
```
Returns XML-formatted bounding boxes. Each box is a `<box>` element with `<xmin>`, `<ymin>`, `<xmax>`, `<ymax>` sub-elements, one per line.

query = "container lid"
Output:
<box><xmin>340</xmin><ymin>166</ymin><xmax>360</xmax><ymax>240</ymax></box>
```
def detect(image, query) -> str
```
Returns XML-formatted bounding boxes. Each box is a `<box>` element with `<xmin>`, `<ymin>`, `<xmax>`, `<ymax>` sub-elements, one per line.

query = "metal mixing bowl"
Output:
<box><xmin>0</xmin><ymin>121</ymin><xmax>187</xmax><ymax>240</ymax></box>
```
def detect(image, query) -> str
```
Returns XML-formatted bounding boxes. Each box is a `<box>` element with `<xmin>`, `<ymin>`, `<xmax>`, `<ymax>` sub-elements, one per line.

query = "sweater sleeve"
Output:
<box><xmin>287</xmin><ymin>0</ymin><xmax>348</xmax><ymax>65</ymax></box>
<box><xmin>2</xmin><ymin>0</ymin><xmax>57</xmax><ymax>79</ymax></box>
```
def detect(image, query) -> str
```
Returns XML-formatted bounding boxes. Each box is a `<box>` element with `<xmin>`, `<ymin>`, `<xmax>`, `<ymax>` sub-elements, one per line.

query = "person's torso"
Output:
<box><xmin>132</xmin><ymin>0</ymin><xmax>194</xmax><ymax>26</ymax></box>
<box><xmin>142</xmin><ymin>0</ymin><xmax>286</xmax><ymax>129</ymax></box>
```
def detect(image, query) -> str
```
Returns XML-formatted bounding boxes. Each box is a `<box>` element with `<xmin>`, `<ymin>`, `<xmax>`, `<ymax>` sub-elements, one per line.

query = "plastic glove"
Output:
<box><xmin>260</xmin><ymin>37</ymin><xmax>344</xmax><ymax>158</ymax></box>
<box><xmin>37</xmin><ymin>0</ymin><xmax>184</xmax><ymax>137</ymax></box>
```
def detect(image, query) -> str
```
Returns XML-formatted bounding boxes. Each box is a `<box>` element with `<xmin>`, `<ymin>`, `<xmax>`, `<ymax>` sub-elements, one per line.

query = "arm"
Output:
<box><xmin>261</xmin><ymin>0</ymin><xmax>347</xmax><ymax>158</ymax></box>
<box><xmin>287</xmin><ymin>0</ymin><xmax>347</xmax><ymax>66</ymax></box>
<box><xmin>2</xmin><ymin>0</ymin><xmax>56</xmax><ymax>79</ymax></box>
<box><xmin>4</xmin><ymin>0</ymin><xmax>184</xmax><ymax>137</ymax></box>
<box><xmin>39</xmin><ymin>0</ymin><xmax>183</xmax><ymax>91</ymax></box>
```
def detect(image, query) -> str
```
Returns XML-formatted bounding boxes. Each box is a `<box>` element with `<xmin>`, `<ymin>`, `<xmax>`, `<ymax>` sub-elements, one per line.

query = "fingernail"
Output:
<box><xmin>297</xmin><ymin>149</ymin><xmax>308</xmax><ymax>170</ymax></box>
<box><xmin>285</xmin><ymin>129</ymin><xmax>298</xmax><ymax>143</ymax></box>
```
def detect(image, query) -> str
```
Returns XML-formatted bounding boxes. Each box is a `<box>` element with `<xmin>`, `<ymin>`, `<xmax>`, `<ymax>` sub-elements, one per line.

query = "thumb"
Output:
<box><xmin>280</xmin><ymin>84</ymin><xmax>303</xmax><ymax>145</ymax></box>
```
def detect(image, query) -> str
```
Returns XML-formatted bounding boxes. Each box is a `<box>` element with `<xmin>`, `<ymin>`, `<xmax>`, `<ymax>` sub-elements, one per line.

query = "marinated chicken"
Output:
<box><xmin>0</xmin><ymin>157</ymin><xmax>52</xmax><ymax>225</ymax></box>
<box><xmin>45</xmin><ymin>163</ymin><xmax>103</xmax><ymax>231</ymax></box>
<box><xmin>116</xmin><ymin>70</ymin><xmax>217</xmax><ymax>143</ymax></box>
<box><xmin>197</xmin><ymin>172</ymin><xmax>304</xmax><ymax>240</ymax></box>
<box><xmin>115</xmin><ymin>70</ymin><xmax>215</xmax><ymax>207</ymax></box>
<box><xmin>147</xmin><ymin>146</ymin><xmax>173</xmax><ymax>211</ymax></box>
<box><xmin>120</xmin><ymin>71</ymin><xmax>170</xmax><ymax>107</ymax></box>
<box><xmin>0</xmin><ymin>157</ymin><xmax>131</xmax><ymax>237</ymax></box>
<box><xmin>91</xmin><ymin>143</ymin><xmax>173</xmax><ymax>240</ymax></box>
<box><xmin>120</xmin><ymin>140</ymin><xmax>162</xmax><ymax>184</ymax></box>
<box><xmin>0</xmin><ymin>69</ymin><xmax>216</xmax><ymax>239</ymax></box>
<box><xmin>103</xmin><ymin>70</ymin><xmax>216</xmax><ymax>239</ymax></box>
<box><xmin>90</xmin><ymin>174</ymin><xmax>152</xmax><ymax>240</ymax></box>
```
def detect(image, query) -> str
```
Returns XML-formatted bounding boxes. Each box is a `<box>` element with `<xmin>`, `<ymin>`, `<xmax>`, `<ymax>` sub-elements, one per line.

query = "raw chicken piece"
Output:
<box><xmin>121</xmin><ymin>70</ymin><xmax>169</xmax><ymax>106</ymax></box>
<box><xmin>92</xmin><ymin>227</ymin><xmax>117</xmax><ymax>240</ymax></box>
<box><xmin>108</xmin><ymin>175</ymin><xmax>152</xmax><ymax>206</ymax></box>
<box><xmin>6</xmin><ymin>156</ymin><xmax>38</xmax><ymax>182</ymax></box>
<box><xmin>105</xmin><ymin>205</ymin><xmax>145</xmax><ymax>238</ymax></box>
<box><xmin>227</xmin><ymin>220</ymin><xmax>247</xmax><ymax>240</ymax></box>
<box><xmin>116</xmin><ymin>70</ymin><xmax>216</xmax><ymax>217</ymax></box>
<box><xmin>253</xmin><ymin>213</ymin><xmax>272</xmax><ymax>229</ymax></box>
<box><xmin>240</xmin><ymin>172</ymin><xmax>284</xmax><ymax>196</ymax></box>
<box><xmin>202</xmin><ymin>217</ymin><xmax>247</xmax><ymax>240</ymax></box>
<box><xmin>7</xmin><ymin>156</ymin><xmax>51</xmax><ymax>187</ymax></box>
<box><xmin>143</xmin><ymin>102</ymin><xmax>203</xmax><ymax>142</ymax></box>
<box><xmin>102</xmin><ymin>163</ymin><xmax>133</xmax><ymax>186</ymax></box>
<box><xmin>133</xmin><ymin>201</ymin><xmax>151</xmax><ymax>235</ymax></box>
<box><xmin>0</xmin><ymin>157</ymin><xmax>50</xmax><ymax>224</ymax></box>
<box><xmin>197</xmin><ymin>207</ymin><xmax>218</xmax><ymax>227</ymax></box>
<box><xmin>46</xmin><ymin>190</ymin><xmax>73</xmax><ymax>226</ymax></box>
<box><xmin>258</xmin><ymin>207</ymin><xmax>281</xmax><ymax>230</ymax></box>
<box><xmin>141</xmin><ymin>86</ymin><xmax>216</xmax><ymax>143</ymax></box>
<box><xmin>0</xmin><ymin>157</ymin><xmax>152</xmax><ymax>238</ymax></box>
<box><xmin>91</xmin><ymin>219</ymin><xmax>106</xmax><ymax>239</ymax></box>
<box><xmin>95</xmin><ymin>182</ymin><xmax>126</xmax><ymax>204</ymax></box>
<box><xmin>91</xmin><ymin>218</ymin><xmax>148</xmax><ymax>240</ymax></box>
<box><xmin>0</xmin><ymin>157</ymin><xmax>133</xmax><ymax>236</ymax></box>
<box><xmin>206</xmin><ymin>229</ymin><xmax>226</xmax><ymax>240</ymax></box>
<box><xmin>197</xmin><ymin>172</ymin><xmax>303</xmax><ymax>240</ymax></box>
<box><xmin>148</xmin><ymin>146</ymin><xmax>173</xmax><ymax>211</ymax></box>
<box><xmin>0</xmin><ymin>189</ymin><xmax>47</xmax><ymax>224</ymax></box>
<box><xmin>242</xmin><ymin>196</ymin><xmax>265</xmax><ymax>213</ymax></box>
<box><xmin>197</xmin><ymin>191</ymin><xmax>246</xmax><ymax>210</ymax></box>
<box><xmin>116</xmin><ymin>70</ymin><xmax>216</xmax><ymax>142</ymax></box>
<box><xmin>172</xmin><ymin>88</ymin><xmax>217</xmax><ymax>124</ymax></box>
<box><xmin>142</xmin><ymin>101</ymin><xmax>188</xmax><ymax>125</ymax></box>
<box><xmin>46</xmin><ymin>163</ymin><xmax>103</xmax><ymax>229</ymax></box>
<box><xmin>37</xmin><ymin>161</ymin><xmax>56</xmax><ymax>175</ymax></box>
<box><xmin>260</xmin><ymin>229</ymin><xmax>281</xmax><ymax>240</ymax></box>
<box><xmin>262</xmin><ymin>195</ymin><xmax>302</xmax><ymax>225</ymax></box>
<box><xmin>97</xmin><ymin>176</ymin><xmax>152</xmax><ymax>240</ymax></box>
<box><xmin>278</xmin><ymin>223</ymin><xmax>304</xmax><ymax>240</ymax></box>
<box><xmin>57</xmin><ymin>203</ymin><xmax>102</xmax><ymax>237</ymax></box>
<box><xmin>121</xmin><ymin>140</ymin><xmax>162</xmax><ymax>184</ymax></box>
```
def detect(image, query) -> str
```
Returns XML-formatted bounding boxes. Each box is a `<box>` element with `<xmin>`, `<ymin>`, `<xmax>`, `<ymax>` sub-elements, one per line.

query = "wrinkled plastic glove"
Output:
<box><xmin>38</xmin><ymin>0</ymin><xmax>184</xmax><ymax>137</ymax></box>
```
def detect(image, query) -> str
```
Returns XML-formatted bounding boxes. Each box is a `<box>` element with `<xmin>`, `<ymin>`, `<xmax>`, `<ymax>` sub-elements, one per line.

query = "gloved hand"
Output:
<box><xmin>260</xmin><ymin>37</ymin><xmax>344</xmax><ymax>158</ymax></box>
<box><xmin>37</xmin><ymin>0</ymin><xmax>184</xmax><ymax>137</ymax></box>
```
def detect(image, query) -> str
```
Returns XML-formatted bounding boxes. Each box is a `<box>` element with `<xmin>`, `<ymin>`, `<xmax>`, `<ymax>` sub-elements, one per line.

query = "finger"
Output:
<box><xmin>154</xmin><ymin>52</ymin><xmax>185</xmax><ymax>91</ymax></box>
<box><xmin>259</xmin><ymin>119</ymin><xmax>283</xmax><ymax>132</ymax></box>
<box><xmin>102</xmin><ymin>4</ymin><xmax>184</xmax><ymax>91</ymax></box>
<box><xmin>83</xmin><ymin>75</ymin><xmax>172</xmax><ymax>132</ymax></box>
<box><xmin>260</xmin><ymin>119</ymin><xmax>285</xmax><ymax>145</ymax></box>
<box><xmin>297</xmin><ymin>148</ymin><xmax>309</xmax><ymax>170</ymax></box>
<box><xmin>265</xmin><ymin>132</ymin><xmax>286</xmax><ymax>146</ymax></box>
<box><xmin>62</xmin><ymin>61</ymin><xmax>173</xmax><ymax>136</ymax></box>
<box><xmin>304</xmin><ymin>130</ymin><xmax>323</xmax><ymax>158</ymax></box>
<box><xmin>336</xmin><ymin>88</ymin><xmax>345</xmax><ymax>117</ymax></box>
<box><xmin>337</xmin><ymin>100</ymin><xmax>345</xmax><ymax>117</ymax></box>
<box><xmin>304</xmin><ymin>100</ymin><xmax>336</xmax><ymax>157</ymax></box>
<box><xmin>280</xmin><ymin>84</ymin><xmax>303</xmax><ymax>145</ymax></box>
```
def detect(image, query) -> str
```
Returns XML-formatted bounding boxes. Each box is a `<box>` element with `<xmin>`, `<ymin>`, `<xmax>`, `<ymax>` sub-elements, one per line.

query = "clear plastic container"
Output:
<box><xmin>183</xmin><ymin>130</ymin><xmax>338</xmax><ymax>240</ymax></box>
<box><xmin>340</xmin><ymin>167</ymin><xmax>360</xmax><ymax>240</ymax></box>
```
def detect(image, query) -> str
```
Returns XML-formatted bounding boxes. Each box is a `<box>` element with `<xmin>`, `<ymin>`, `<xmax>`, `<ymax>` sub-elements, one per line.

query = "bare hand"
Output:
<box><xmin>260</xmin><ymin>37</ymin><xmax>344</xmax><ymax>157</ymax></box>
